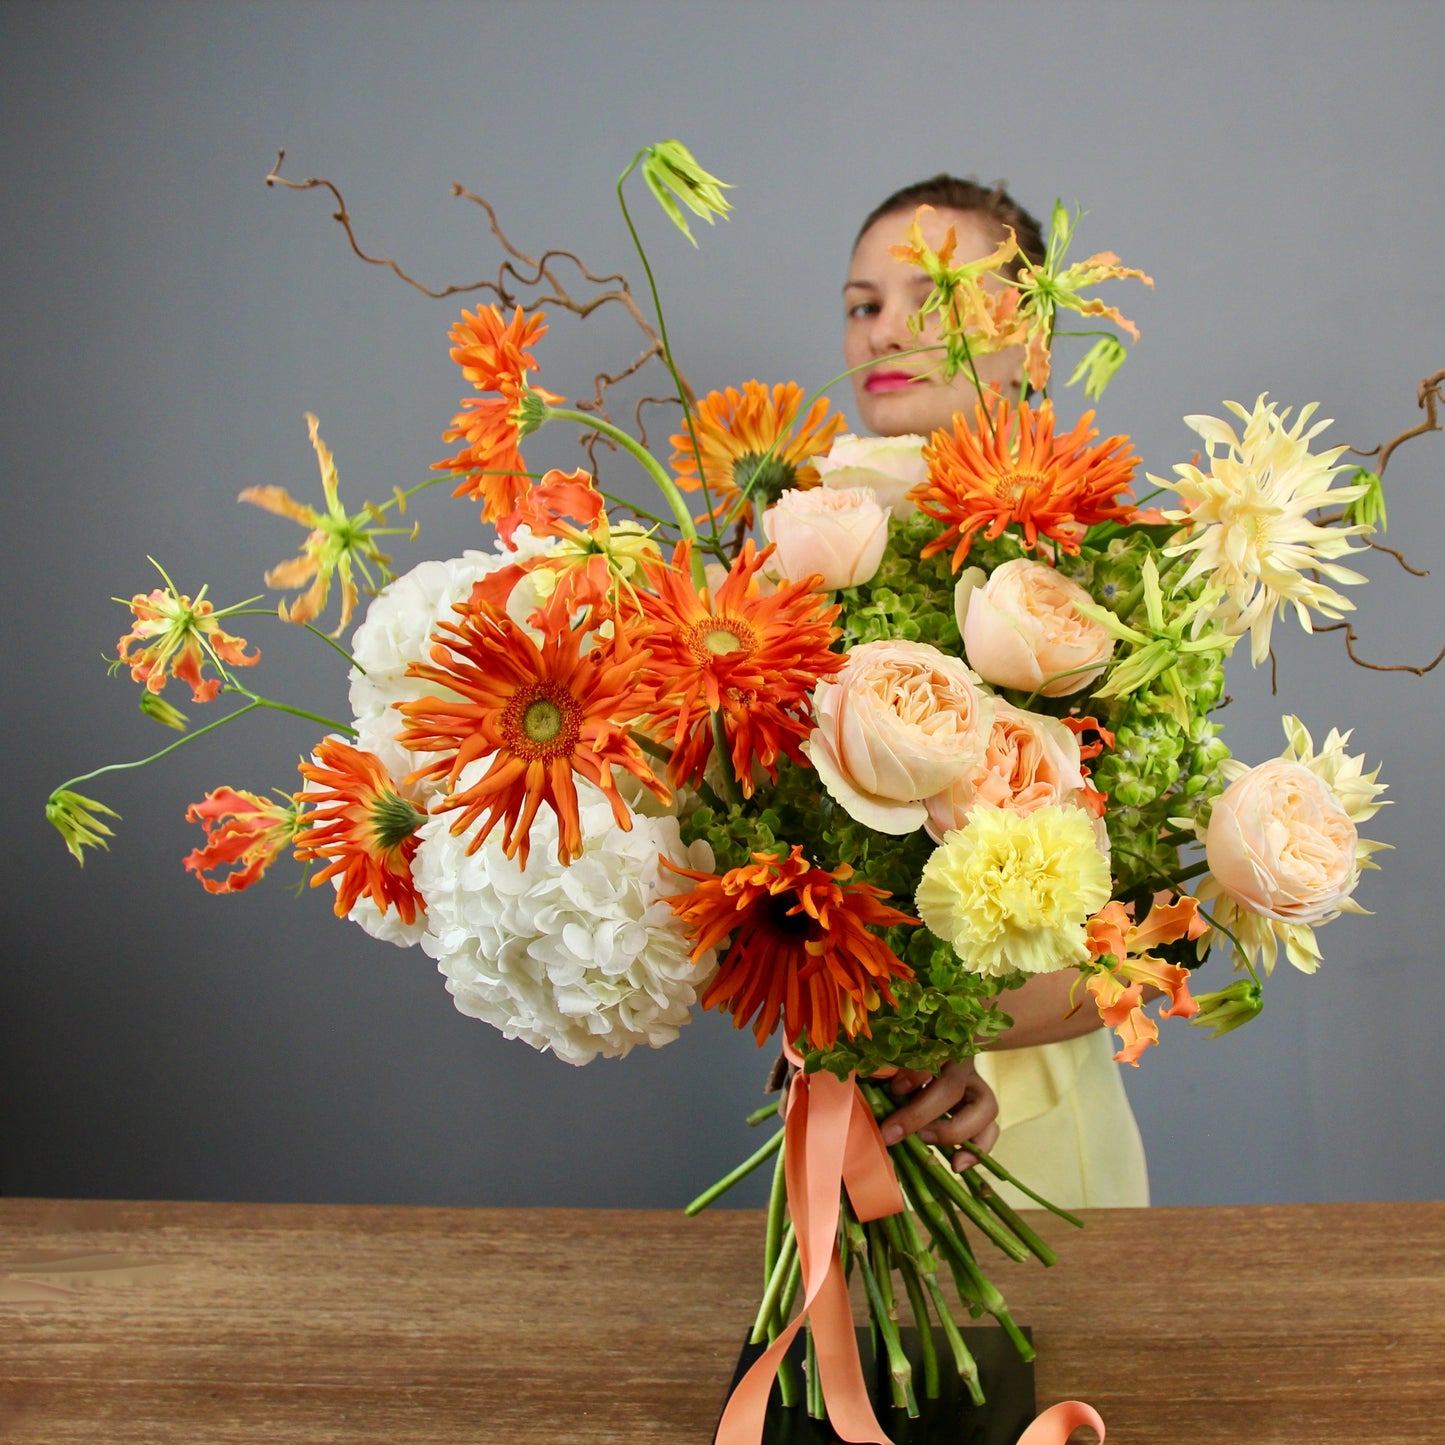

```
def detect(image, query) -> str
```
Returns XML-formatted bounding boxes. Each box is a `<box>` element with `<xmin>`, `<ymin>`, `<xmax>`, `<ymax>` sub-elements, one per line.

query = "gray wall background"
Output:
<box><xmin>4</xmin><ymin>0</ymin><xmax>1442</xmax><ymax>1211</ymax></box>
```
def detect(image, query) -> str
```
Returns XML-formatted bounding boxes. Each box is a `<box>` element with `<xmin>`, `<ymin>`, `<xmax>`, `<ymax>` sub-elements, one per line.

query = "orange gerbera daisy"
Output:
<box><xmin>294</xmin><ymin>739</ymin><xmax>427</xmax><ymax>924</ymax></box>
<box><xmin>915</xmin><ymin>397</ymin><xmax>1140</xmax><ymax>566</ymax></box>
<box><xmin>637</xmin><ymin>540</ymin><xmax>844</xmax><ymax>797</ymax></box>
<box><xmin>434</xmin><ymin>305</ymin><xmax>562</xmax><ymax>523</ymax></box>
<box><xmin>665</xmin><ymin>846</ymin><xmax>916</xmax><ymax>1050</ymax></box>
<box><xmin>396</xmin><ymin>598</ymin><xmax>665</xmax><ymax>867</ymax></box>
<box><xmin>184</xmin><ymin>786</ymin><xmax>300</xmax><ymax>894</ymax></box>
<box><xmin>670</xmin><ymin>380</ymin><xmax>845</xmax><ymax>525</ymax></box>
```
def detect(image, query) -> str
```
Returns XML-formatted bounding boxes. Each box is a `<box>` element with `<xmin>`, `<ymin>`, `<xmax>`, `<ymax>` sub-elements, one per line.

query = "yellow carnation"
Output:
<box><xmin>916</xmin><ymin>805</ymin><xmax>1112</xmax><ymax>977</ymax></box>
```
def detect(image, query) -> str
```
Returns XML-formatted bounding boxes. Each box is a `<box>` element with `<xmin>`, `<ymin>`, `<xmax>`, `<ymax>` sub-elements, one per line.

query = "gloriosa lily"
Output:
<box><xmin>240</xmin><ymin>413</ymin><xmax>408</xmax><ymax>636</ymax></box>
<box><xmin>1014</xmin><ymin>201</ymin><xmax>1153</xmax><ymax>393</ymax></box>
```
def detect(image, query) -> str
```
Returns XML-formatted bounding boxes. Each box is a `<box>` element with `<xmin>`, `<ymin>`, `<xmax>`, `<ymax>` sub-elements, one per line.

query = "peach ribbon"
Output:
<box><xmin>715</xmin><ymin>1057</ymin><xmax>904</xmax><ymax>1444</ymax></box>
<box><xmin>713</xmin><ymin>1051</ymin><xmax>1108</xmax><ymax>1445</ymax></box>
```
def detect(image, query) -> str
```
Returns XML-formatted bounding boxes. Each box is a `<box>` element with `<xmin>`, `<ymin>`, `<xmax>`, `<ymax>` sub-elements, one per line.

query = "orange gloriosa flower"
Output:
<box><xmin>396</xmin><ymin>598</ymin><xmax>665</xmax><ymax>867</ymax></box>
<box><xmin>1084</xmin><ymin>893</ymin><xmax>1207</xmax><ymax>1064</ymax></box>
<box><xmin>665</xmin><ymin>846</ymin><xmax>916</xmax><ymax>1050</ymax></box>
<box><xmin>637</xmin><ymin>540</ymin><xmax>844</xmax><ymax>798</ymax></box>
<box><xmin>914</xmin><ymin>397</ymin><xmax>1140</xmax><ymax>566</ymax></box>
<box><xmin>294</xmin><ymin>739</ymin><xmax>427</xmax><ymax>925</ymax></box>
<box><xmin>477</xmin><ymin>468</ymin><xmax>661</xmax><ymax>630</ymax></box>
<box><xmin>669</xmin><ymin>381</ymin><xmax>844</xmax><ymax>525</ymax></box>
<box><xmin>184</xmin><ymin>787</ymin><xmax>299</xmax><ymax>894</ymax></box>
<box><xmin>118</xmin><ymin>583</ymin><xmax>259</xmax><ymax>704</ymax></box>
<box><xmin>434</xmin><ymin>305</ymin><xmax>562</xmax><ymax>524</ymax></box>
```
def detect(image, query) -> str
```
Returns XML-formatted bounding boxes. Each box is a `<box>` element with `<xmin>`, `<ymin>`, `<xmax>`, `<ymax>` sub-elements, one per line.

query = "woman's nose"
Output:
<box><xmin>869</xmin><ymin>299</ymin><xmax>912</xmax><ymax>354</ymax></box>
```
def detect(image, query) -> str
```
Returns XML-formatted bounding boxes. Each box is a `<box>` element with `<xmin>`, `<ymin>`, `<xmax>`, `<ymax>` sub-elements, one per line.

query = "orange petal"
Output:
<box><xmin>239</xmin><ymin>486</ymin><xmax>317</xmax><ymax>525</ymax></box>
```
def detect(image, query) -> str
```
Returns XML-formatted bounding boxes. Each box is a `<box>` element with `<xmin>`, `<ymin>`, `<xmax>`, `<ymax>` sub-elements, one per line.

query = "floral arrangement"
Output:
<box><xmin>48</xmin><ymin>141</ymin><xmax>1440</xmax><ymax>1444</ymax></box>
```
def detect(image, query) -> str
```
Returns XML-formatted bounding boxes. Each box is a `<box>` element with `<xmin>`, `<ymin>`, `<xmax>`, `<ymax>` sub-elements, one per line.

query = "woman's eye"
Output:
<box><xmin>847</xmin><ymin>301</ymin><xmax>879</xmax><ymax>320</ymax></box>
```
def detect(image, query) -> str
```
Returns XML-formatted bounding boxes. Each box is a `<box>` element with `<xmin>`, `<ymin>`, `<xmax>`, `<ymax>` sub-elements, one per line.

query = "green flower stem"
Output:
<box><xmin>236</xmin><ymin>691</ymin><xmax>357</xmax><ymax>737</ymax></box>
<box><xmin>886</xmin><ymin>1220</ymin><xmax>940</xmax><ymax>1401</ymax></box>
<box><xmin>228</xmin><ymin>610</ymin><xmax>364</xmax><ymax>672</ymax></box>
<box><xmin>890</xmin><ymin>1206</ymin><xmax>983</xmax><ymax>1406</ymax></box>
<box><xmin>544</xmin><ymin>406</ymin><xmax>715</xmax><ymax>573</ymax></box>
<box><xmin>684</xmin><ymin>1126</ymin><xmax>784</xmax><ymax>1216</ymax></box>
<box><xmin>1107</xmin><ymin>844</ymin><xmax>1211</xmax><ymax>895</ymax></box>
<box><xmin>711</xmin><ymin>709</ymin><xmax>744</xmax><ymax>808</ymax></box>
<box><xmin>55</xmin><ymin>700</ymin><xmax>263</xmax><ymax>793</ymax></box>
<box><xmin>971</xmin><ymin>1147</ymin><xmax>1084</xmax><ymax>1228</ymax></box>
<box><xmin>748</xmin><ymin>1099</ymin><xmax>782</xmax><ymax>1127</ymax></box>
<box><xmin>893</xmin><ymin>1146</ymin><xmax>1033</xmax><ymax>1359</ymax></box>
<box><xmin>772</xmin><ymin>1253</ymin><xmax>804</xmax><ymax>1408</ymax></box>
<box><xmin>964</xmin><ymin>1173</ymin><xmax>1058</xmax><ymax>1267</ymax></box>
<box><xmin>903</xmin><ymin>1134</ymin><xmax>1030</xmax><ymax>1263</ymax></box>
<box><xmin>805</xmin><ymin>1322</ymin><xmax>824</xmax><ymax>1419</ymax></box>
<box><xmin>763</xmin><ymin>1141</ymin><xmax>789</xmax><ymax>1283</ymax></box>
<box><xmin>857</xmin><ymin>1082</ymin><xmax>1029</xmax><ymax>1262</ymax></box>
<box><xmin>615</xmin><ymin>153</ymin><xmax>722</xmax><ymax>548</ymax></box>
<box><xmin>597</xmin><ymin>488</ymin><xmax>674</xmax><ymax>530</ymax></box>
<box><xmin>749</xmin><ymin>1223</ymin><xmax>797</xmax><ymax>1344</ymax></box>
<box><xmin>846</xmin><ymin>1214</ymin><xmax>917</xmax><ymax>1416</ymax></box>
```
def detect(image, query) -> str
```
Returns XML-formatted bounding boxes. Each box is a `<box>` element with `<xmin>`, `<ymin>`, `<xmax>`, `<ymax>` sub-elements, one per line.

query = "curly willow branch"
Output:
<box><xmin>264</xmin><ymin>151</ymin><xmax>692</xmax><ymax>445</ymax></box>
<box><xmin>1313</xmin><ymin>623</ymin><xmax>1445</xmax><ymax>677</ymax></box>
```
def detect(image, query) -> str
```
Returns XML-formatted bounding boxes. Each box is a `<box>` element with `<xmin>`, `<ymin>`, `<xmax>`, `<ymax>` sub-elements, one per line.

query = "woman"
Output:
<box><xmin>845</xmin><ymin>176</ymin><xmax>1151</xmax><ymax>1210</ymax></box>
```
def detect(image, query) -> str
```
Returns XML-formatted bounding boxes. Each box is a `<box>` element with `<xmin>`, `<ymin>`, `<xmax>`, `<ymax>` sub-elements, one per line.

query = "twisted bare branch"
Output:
<box><xmin>1313</xmin><ymin>623</ymin><xmax>1445</xmax><ymax>677</ymax></box>
<box><xmin>264</xmin><ymin>152</ymin><xmax>695</xmax><ymax>452</ymax></box>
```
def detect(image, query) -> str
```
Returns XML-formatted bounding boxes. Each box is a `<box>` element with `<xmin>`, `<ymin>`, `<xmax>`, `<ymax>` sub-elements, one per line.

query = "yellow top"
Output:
<box><xmin>974</xmin><ymin>1029</ymin><xmax>1149</xmax><ymax>1210</ymax></box>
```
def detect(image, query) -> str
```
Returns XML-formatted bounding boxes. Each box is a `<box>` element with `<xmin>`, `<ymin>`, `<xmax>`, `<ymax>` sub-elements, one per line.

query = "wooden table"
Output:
<box><xmin>1</xmin><ymin>1198</ymin><xmax>1441</xmax><ymax>1443</ymax></box>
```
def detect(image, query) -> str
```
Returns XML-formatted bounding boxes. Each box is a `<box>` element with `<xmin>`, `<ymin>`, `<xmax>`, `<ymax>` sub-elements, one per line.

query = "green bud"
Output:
<box><xmin>47</xmin><ymin>789</ymin><xmax>120</xmax><ymax>865</ymax></box>
<box><xmin>139</xmin><ymin>692</ymin><xmax>189</xmax><ymax>731</ymax></box>
<box><xmin>1190</xmin><ymin>977</ymin><xmax>1264</xmax><ymax>1039</ymax></box>
<box><xmin>1066</xmin><ymin>334</ymin><xmax>1128</xmax><ymax>401</ymax></box>
<box><xmin>1342</xmin><ymin>468</ymin><xmax>1386</xmax><ymax>533</ymax></box>
<box><xmin>641</xmin><ymin>140</ymin><xmax>733</xmax><ymax>246</ymax></box>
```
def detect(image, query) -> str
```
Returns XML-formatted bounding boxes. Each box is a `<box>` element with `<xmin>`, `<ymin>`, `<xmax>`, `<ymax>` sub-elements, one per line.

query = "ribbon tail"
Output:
<box><xmin>1017</xmin><ymin>1400</ymin><xmax>1106</xmax><ymax>1444</ymax></box>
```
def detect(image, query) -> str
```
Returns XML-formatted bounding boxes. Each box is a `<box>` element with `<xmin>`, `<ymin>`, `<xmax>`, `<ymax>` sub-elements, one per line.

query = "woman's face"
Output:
<box><xmin>843</xmin><ymin>205</ymin><xmax>1024</xmax><ymax>439</ymax></box>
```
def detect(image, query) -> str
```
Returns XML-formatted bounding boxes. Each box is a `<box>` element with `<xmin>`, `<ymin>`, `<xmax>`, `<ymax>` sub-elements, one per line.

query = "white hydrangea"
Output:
<box><xmin>348</xmin><ymin>532</ymin><xmax>555</xmax><ymax>793</ymax></box>
<box><xmin>412</xmin><ymin>770</ymin><xmax>717</xmax><ymax>1065</ymax></box>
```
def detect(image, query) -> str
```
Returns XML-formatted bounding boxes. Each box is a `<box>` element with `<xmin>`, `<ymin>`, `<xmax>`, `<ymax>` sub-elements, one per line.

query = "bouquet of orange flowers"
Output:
<box><xmin>49</xmin><ymin>141</ymin><xmax>1435</xmax><ymax>1444</ymax></box>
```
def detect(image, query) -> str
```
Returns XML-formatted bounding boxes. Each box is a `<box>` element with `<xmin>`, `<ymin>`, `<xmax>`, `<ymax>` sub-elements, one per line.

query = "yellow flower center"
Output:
<box><xmin>503</xmin><ymin>682</ymin><xmax>582</xmax><ymax>759</ymax></box>
<box><xmin>688</xmin><ymin>615</ymin><xmax>757</xmax><ymax>662</ymax></box>
<box><xmin>999</xmin><ymin>468</ymin><xmax>1047</xmax><ymax>502</ymax></box>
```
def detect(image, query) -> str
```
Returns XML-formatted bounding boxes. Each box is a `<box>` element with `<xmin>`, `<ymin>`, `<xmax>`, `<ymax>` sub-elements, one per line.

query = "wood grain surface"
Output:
<box><xmin>1</xmin><ymin>1198</ymin><xmax>1441</xmax><ymax>1443</ymax></box>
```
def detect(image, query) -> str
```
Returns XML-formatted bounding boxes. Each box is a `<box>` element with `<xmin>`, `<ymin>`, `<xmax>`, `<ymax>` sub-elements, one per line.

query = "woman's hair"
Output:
<box><xmin>855</xmin><ymin>174</ymin><xmax>1046</xmax><ymax>272</ymax></box>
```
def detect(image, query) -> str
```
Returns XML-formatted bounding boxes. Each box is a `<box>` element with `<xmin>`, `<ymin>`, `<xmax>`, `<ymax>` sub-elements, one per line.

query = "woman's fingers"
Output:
<box><xmin>888</xmin><ymin>1068</ymin><xmax>934</xmax><ymax>1097</ymax></box>
<box><xmin>879</xmin><ymin>1059</ymin><xmax>996</xmax><ymax>1147</ymax></box>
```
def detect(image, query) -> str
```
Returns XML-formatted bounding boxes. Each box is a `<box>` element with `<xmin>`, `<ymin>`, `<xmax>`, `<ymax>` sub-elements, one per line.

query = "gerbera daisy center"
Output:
<box><xmin>1000</xmin><ymin>468</ymin><xmax>1048</xmax><ymax>502</ymax></box>
<box><xmin>687</xmin><ymin>615</ymin><xmax>758</xmax><ymax>661</ymax></box>
<box><xmin>501</xmin><ymin>681</ymin><xmax>583</xmax><ymax>758</ymax></box>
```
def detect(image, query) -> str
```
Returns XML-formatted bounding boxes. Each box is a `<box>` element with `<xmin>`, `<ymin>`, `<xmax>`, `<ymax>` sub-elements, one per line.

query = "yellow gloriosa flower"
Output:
<box><xmin>915</xmin><ymin>805</ymin><xmax>1112</xmax><ymax>978</ymax></box>
<box><xmin>1157</xmin><ymin>396</ymin><xmax>1372</xmax><ymax>666</ymax></box>
<box><xmin>240</xmin><ymin>414</ymin><xmax>400</xmax><ymax>637</ymax></box>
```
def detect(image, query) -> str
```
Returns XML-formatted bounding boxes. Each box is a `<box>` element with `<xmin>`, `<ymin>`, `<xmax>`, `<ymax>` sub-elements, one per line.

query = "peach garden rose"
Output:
<box><xmin>1205</xmin><ymin>757</ymin><xmax>1360</xmax><ymax>925</ymax></box>
<box><xmin>924</xmin><ymin>699</ymin><xmax>1090</xmax><ymax>841</ymax></box>
<box><xmin>761</xmin><ymin>485</ymin><xmax>890</xmax><ymax>590</ymax></box>
<box><xmin>805</xmin><ymin>639</ymin><xmax>994</xmax><ymax>835</ymax></box>
<box><xmin>955</xmin><ymin>557</ymin><xmax>1114</xmax><ymax>697</ymax></box>
<box><xmin>813</xmin><ymin>433</ymin><xmax>927</xmax><ymax>517</ymax></box>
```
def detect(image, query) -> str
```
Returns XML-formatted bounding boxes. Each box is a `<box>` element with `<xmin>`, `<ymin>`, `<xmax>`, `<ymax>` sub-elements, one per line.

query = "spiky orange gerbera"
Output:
<box><xmin>396</xmin><ymin>598</ymin><xmax>666</xmax><ymax>867</ymax></box>
<box><xmin>433</xmin><ymin>305</ymin><xmax>562</xmax><ymax>523</ymax></box>
<box><xmin>293</xmin><ymin>739</ymin><xmax>427</xmax><ymax>925</ymax></box>
<box><xmin>914</xmin><ymin>397</ymin><xmax>1140</xmax><ymax>567</ymax></box>
<box><xmin>637</xmin><ymin>540</ymin><xmax>844</xmax><ymax>797</ymax></box>
<box><xmin>665</xmin><ymin>846</ymin><xmax>916</xmax><ymax>1050</ymax></box>
<box><xmin>670</xmin><ymin>380</ymin><xmax>845</xmax><ymax>525</ymax></box>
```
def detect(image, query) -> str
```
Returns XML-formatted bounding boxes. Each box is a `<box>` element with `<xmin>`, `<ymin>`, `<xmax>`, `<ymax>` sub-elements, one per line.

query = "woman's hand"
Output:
<box><xmin>877</xmin><ymin>1058</ymin><xmax>1000</xmax><ymax>1171</ymax></box>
